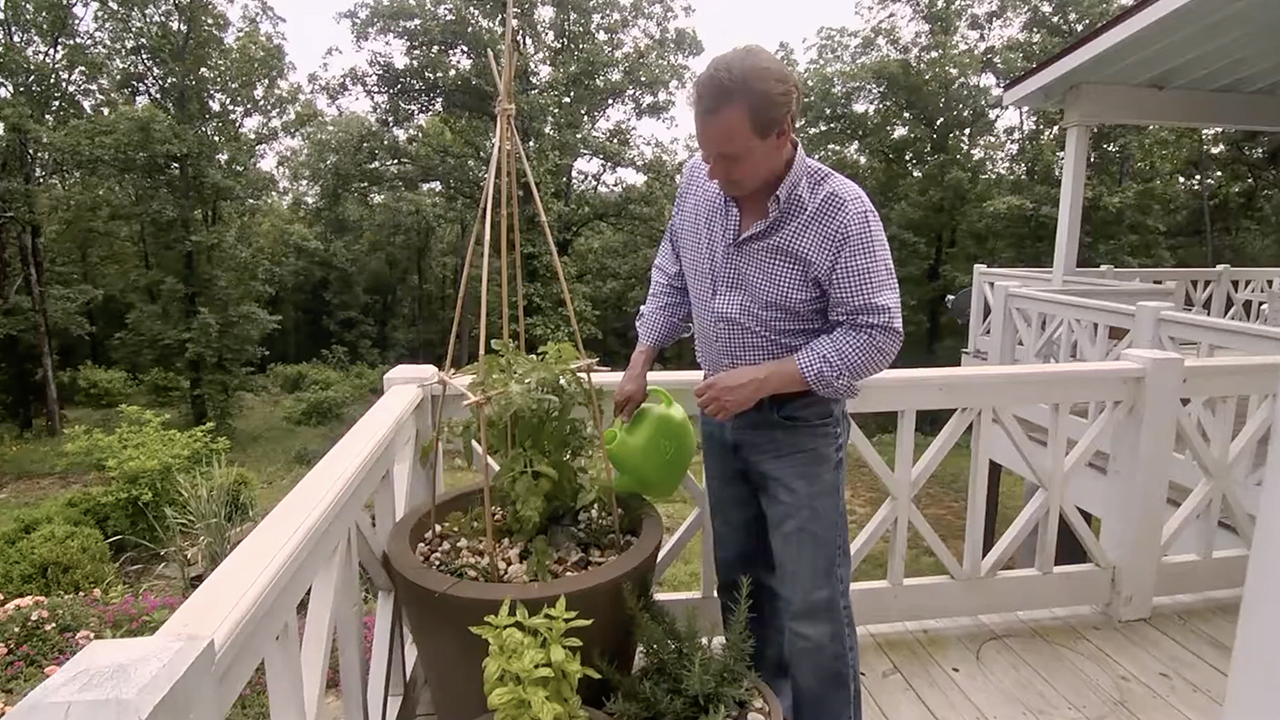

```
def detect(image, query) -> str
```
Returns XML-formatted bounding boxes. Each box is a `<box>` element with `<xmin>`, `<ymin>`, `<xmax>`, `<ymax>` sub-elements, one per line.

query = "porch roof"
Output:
<box><xmin>1000</xmin><ymin>0</ymin><xmax>1280</xmax><ymax>132</ymax></box>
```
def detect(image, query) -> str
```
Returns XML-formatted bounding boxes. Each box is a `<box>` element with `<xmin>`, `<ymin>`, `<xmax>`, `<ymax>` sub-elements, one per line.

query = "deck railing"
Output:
<box><xmin>12</xmin><ymin>350</ymin><xmax>1279</xmax><ymax>720</ymax></box>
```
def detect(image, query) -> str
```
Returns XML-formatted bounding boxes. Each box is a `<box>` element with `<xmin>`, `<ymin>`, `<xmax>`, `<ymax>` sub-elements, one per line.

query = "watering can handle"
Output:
<box><xmin>648</xmin><ymin>386</ymin><xmax>675</xmax><ymax>407</ymax></box>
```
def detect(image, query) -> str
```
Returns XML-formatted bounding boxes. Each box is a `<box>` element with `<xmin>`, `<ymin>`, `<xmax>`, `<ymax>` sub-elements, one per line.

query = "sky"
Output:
<box><xmin>270</xmin><ymin>0</ymin><xmax>867</xmax><ymax>141</ymax></box>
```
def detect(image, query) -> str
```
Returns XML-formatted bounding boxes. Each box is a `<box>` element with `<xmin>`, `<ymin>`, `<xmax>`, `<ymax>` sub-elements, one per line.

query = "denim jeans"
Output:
<box><xmin>701</xmin><ymin>391</ymin><xmax>859</xmax><ymax>720</ymax></box>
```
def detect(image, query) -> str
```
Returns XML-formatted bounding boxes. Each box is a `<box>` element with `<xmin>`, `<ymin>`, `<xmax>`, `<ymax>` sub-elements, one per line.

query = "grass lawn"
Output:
<box><xmin>0</xmin><ymin>391</ymin><xmax>379</xmax><ymax>520</ymax></box>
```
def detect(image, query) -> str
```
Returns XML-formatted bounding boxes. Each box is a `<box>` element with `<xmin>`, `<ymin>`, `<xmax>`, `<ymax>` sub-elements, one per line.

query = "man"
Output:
<box><xmin>613</xmin><ymin>45</ymin><xmax>903</xmax><ymax>720</ymax></box>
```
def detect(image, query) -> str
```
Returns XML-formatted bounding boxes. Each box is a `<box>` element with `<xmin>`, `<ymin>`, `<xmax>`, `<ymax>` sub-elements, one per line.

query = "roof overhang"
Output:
<box><xmin>1001</xmin><ymin>0</ymin><xmax>1280</xmax><ymax>132</ymax></box>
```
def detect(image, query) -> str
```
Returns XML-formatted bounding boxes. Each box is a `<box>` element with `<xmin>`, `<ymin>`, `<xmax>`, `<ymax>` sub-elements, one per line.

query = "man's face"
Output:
<box><xmin>695</xmin><ymin>102</ymin><xmax>792</xmax><ymax>199</ymax></box>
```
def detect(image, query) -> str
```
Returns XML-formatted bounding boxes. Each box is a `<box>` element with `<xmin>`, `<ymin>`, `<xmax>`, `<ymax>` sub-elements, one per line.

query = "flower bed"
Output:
<box><xmin>0</xmin><ymin>590</ymin><xmax>184</xmax><ymax>715</ymax></box>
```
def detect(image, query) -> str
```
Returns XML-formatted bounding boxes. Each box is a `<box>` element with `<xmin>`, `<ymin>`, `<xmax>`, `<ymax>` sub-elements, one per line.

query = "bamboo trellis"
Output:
<box><xmin>424</xmin><ymin>0</ymin><xmax>619</xmax><ymax>579</ymax></box>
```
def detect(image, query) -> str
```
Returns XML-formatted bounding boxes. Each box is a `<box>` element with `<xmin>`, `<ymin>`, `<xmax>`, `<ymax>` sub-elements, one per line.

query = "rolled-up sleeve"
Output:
<box><xmin>635</xmin><ymin>168</ymin><xmax>694</xmax><ymax>350</ymax></box>
<box><xmin>794</xmin><ymin>195</ymin><xmax>903</xmax><ymax>398</ymax></box>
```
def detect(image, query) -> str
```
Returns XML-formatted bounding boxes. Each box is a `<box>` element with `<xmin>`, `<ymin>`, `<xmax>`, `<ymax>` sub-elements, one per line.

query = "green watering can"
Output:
<box><xmin>603</xmin><ymin>387</ymin><xmax>697</xmax><ymax>499</ymax></box>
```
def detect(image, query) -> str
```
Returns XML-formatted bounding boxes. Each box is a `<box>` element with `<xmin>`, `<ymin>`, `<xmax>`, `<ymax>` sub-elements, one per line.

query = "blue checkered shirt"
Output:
<box><xmin>635</xmin><ymin>142</ymin><xmax>903</xmax><ymax>398</ymax></box>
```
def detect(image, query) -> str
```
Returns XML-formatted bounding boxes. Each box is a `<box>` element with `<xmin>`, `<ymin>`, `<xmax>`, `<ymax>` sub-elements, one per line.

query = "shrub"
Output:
<box><xmin>141</xmin><ymin>369</ymin><xmax>187</xmax><ymax>407</ymax></box>
<box><xmin>72</xmin><ymin>363</ymin><xmax>137</xmax><ymax>408</ymax></box>
<box><xmin>282</xmin><ymin>387</ymin><xmax>350</xmax><ymax>426</ymax></box>
<box><xmin>160</xmin><ymin>455</ymin><xmax>258</xmax><ymax>582</ymax></box>
<box><xmin>62</xmin><ymin>405</ymin><xmax>231</xmax><ymax>548</ymax></box>
<box><xmin>267</xmin><ymin>362</ymin><xmax>346</xmax><ymax>395</ymax></box>
<box><xmin>0</xmin><ymin>523</ymin><xmax>118</xmax><ymax>601</ymax></box>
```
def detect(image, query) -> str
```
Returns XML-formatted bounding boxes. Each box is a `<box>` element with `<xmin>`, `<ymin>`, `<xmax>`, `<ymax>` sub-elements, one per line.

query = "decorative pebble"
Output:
<box><xmin>747</xmin><ymin>712</ymin><xmax>766</xmax><ymax>720</ymax></box>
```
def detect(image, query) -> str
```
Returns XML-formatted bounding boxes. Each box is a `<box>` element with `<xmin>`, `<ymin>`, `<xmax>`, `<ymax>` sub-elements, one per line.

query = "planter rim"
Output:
<box><xmin>386</xmin><ymin>483</ymin><xmax>664</xmax><ymax>602</ymax></box>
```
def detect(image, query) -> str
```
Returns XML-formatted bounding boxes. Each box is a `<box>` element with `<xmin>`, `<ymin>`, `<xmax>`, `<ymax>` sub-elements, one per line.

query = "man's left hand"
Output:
<box><xmin>694</xmin><ymin>365</ymin><xmax>770</xmax><ymax>421</ymax></box>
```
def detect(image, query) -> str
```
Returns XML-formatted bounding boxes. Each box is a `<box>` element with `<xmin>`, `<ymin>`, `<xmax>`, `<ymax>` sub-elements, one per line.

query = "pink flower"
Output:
<box><xmin>0</xmin><ymin>645</ymin><xmax>7</xmax><ymax>657</ymax></box>
<box><xmin>43</xmin><ymin>665</ymin><xmax>58</xmax><ymax>677</ymax></box>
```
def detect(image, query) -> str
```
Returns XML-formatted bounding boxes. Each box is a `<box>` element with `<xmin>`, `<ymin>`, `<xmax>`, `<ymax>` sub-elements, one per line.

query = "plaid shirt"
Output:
<box><xmin>635</xmin><ymin>142</ymin><xmax>903</xmax><ymax>399</ymax></box>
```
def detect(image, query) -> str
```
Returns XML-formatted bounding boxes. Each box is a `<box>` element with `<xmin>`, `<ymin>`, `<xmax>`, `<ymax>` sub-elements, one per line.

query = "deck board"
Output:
<box><xmin>411</xmin><ymin>592</ymin><xmax>1239</xmax><ymax>720</ymax></box>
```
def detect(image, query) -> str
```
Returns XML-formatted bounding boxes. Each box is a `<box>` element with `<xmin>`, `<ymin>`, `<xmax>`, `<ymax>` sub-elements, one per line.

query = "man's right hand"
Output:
<box><xmin>613</xmin><ymin>367</ymin><xmax>649</xmax><ymax>422</ymax></box>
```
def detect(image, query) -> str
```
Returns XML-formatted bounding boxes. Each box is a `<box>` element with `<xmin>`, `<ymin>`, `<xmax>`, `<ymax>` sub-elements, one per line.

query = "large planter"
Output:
<box><xmin>386</xmin><ymin>483</ymin><xmax>664</xmax><ymax>720</ymax></box>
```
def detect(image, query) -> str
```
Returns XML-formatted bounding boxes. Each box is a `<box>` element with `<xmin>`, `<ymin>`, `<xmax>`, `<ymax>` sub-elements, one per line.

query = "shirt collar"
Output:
<box><xmin>767</xmin><ymin>139</ymin><xmax>807</xmax><ymax>216</ymax></box>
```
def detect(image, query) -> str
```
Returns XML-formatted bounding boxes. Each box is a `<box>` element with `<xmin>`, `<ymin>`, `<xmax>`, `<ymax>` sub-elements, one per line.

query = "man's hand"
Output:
<box><xmin>614</xmin><ymin>367</ymin><xmax>649</xmax><ymax>421</ymax></box>
<box><xmin>614</xmin><ymin>344</ymin><xmax>659</xmax><ymax>421</ymax></box>
<box><xmin>694</xmin><ymin>357</ymin><xmax>810</xmax><ymax>421</ymax></box>
<box><xmin>694</xmin><ymin>365</ymin><xmax>770</xmax><ymax>421</ymax></box>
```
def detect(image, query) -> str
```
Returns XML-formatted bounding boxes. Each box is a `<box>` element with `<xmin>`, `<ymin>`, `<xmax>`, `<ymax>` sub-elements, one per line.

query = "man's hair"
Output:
<box><xmin>692</xmin><ymin>45</ymin><xmax>801</xmax><ymax>138</ymax></box>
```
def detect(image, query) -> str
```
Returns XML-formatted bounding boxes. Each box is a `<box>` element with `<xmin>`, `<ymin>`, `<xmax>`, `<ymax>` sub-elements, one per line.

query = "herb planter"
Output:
<box><xmin>748</xmin><ymin>678</ymin><xmax>785</xmax><ymax>720</ymax></box>
<box><xmin>386</xmin><ymin>483</ymin><xmax>663</xmax><ymax>720</ymax></box>
<box><xmin>476</xmin><ymin>707</ymin><xmax>614</xmax><ymax>712</ymax></box>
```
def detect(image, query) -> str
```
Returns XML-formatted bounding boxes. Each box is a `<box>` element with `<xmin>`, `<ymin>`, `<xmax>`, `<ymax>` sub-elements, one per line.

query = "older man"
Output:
<box><xmin>613</xmin><ymin>45</ymin><xmax>903</xmax><ymax>720</ymax></box>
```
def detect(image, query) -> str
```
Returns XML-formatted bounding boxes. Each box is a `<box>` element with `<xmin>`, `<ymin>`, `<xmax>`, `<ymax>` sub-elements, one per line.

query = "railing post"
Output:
<box><xmin>1222</xmin><ymin>370</ymin><xmax>1280</xmax><ymax>719</ymax></box>
<box><xmin>1130</xmin><ymin>301</ymin><xmax>1175</xmax><ymax>349</ymax></box>
<box><xmin>1101</xmin><ymin>349</ymin><xmax>1184</xmax><ymax>621</ymax></box>
<box><xmin>1210</xmin><ymin>264</ymin><xmax>1232</xmax><ymax>319</ymax></box>
<box><xmin>990</xmin><ymin>281</ymin><xmax>1022</xmax><ymax>365</ymax></box>
<box><xmin>384</xmin><ymin>364</ymin><xmax>442</xmax><ymax>509</ymax></box>
<box><xmin>6</xmin><ymin>636</ymin><xmax>216</xmax><ymax>720</ymax></box>
<box><xmin>967</xmin><ymin>263</ymin><xmax>988</xmax><ymax>355</ymax></box>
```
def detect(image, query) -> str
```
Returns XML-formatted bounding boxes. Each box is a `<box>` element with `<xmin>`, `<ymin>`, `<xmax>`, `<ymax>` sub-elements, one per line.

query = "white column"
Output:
<box><xmin>1222</xmin><ymin>372</ymin><xmax>1280</xmax><ymax>718</ymax></box>
<box><xmin>1052</xmin><ymin>123</ymin><xmax>1091</xmax><ymax>285</ymax></box>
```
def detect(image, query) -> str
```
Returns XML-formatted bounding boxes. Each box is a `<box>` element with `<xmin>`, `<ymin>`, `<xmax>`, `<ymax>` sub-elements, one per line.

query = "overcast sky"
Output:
<box><xmin>271</xmin><ymin>0</ymin><xmax>866</xmax><ymax>141</ymax></box>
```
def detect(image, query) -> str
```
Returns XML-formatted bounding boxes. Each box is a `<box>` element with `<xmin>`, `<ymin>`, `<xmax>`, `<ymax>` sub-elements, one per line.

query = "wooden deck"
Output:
<box><xmin>859</xmin><ymin>590</ymin><xmax>1239</xmax><ymax>720</ymax></box>
<box><xmin>409</xmin><ymin>590</ymin><xmax>1240</xmax><ymax>720</ymax></box>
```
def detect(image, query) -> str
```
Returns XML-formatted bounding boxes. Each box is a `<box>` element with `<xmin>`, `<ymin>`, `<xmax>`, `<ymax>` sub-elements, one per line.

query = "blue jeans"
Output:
<box><xmin>701</xmin><ymin>391</ymin><xmax>859</xmax><ymax>720</ymax></box>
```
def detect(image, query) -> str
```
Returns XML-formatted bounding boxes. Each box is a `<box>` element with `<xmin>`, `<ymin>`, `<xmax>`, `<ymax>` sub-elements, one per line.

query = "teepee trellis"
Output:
<box><xmin>424</xmin><ymin>0</ymin><xmax>620</xmax><ymax>581</ymax></box>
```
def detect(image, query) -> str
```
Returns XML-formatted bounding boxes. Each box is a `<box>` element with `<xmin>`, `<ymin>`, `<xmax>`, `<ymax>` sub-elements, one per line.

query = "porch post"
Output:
<box><xmin>1222</xmin><ymin>373</ymin><xmax>1280</xmax><ymax>718</ymax></box>
<box><xmin>1051</xmin><ymin>123</ymin><xmax>1091</xmax><ymax>284</ymax></box>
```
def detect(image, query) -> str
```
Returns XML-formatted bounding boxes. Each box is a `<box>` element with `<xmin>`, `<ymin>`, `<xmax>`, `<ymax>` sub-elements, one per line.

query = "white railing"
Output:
<box><xmin>15</xmin><ymin>349</ymin><xmax>1279</xmax><ymax>719</ymax></box>
<box><xmin>967</xmin><ymin>265</ymin><xmax>1280</xmax><ymax>345</ymax></box>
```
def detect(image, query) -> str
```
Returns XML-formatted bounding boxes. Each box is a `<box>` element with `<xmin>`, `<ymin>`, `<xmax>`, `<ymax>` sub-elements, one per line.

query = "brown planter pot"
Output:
<box><xmin>753</xmin><ymin>677</ymin><xmax>785</xmax><ymax>719</ymax></box>
<box><xmin>386</xmin><ymin>483</ymin><xmax>663</xmax><ymax>720</ymax></box>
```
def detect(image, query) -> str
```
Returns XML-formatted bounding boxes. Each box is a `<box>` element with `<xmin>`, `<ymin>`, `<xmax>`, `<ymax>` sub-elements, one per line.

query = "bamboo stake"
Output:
<box><xmin>476</xmin><ymin>112</ymin><xmax>504</xmax><ymax>581</ymax></box>
<box><xmin>510</xmin><ymin>124</ymin><xmax>621</xmax><ymax>544</ymax></box>
<box><xmin>484</xmin><ymin>50</ymin><xmax>620</xmax><ymax>544</ymax></box>
<box><xmin>499</xmin><ymin>121</ymin><xmax>510</xmax><ymax>343</ymax></box>
<box><xmin>426</xmin><ymin>135</ymin><xmax>501</xmax><ymax>536</ymax></box>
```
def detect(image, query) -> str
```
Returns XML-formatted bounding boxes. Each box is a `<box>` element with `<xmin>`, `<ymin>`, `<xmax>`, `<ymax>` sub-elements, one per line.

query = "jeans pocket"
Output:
<box><xmin>768</xmin><ymin>392</ymin><xmax>841</xmax><ymax>427</ymax></box>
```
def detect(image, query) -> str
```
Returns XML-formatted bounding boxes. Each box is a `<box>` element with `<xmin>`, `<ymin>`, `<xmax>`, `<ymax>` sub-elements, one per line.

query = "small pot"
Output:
<box><xmin>474</xmin><ymin>710</ymin><xmax>612</xmax><ymax>720</ymax></box>
<box><xmin>752</xmin><ymin>677</ymin><xmax>785</xmax><ymax>719</ymax></box>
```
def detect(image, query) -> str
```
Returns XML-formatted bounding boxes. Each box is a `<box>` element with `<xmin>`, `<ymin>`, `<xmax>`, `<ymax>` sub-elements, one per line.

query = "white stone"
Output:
<box><xmin>747</xmin><ymin>712</ymin><xmax>766</xmax><ymax>720</ymax></box>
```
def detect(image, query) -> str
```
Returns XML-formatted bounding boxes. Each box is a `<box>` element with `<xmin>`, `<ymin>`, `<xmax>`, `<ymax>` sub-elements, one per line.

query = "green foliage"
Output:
<box><xmin>282</xmin><ymin>387</ymin><xmax>352</xmax><ymax>426</ymax></box>
<box><xmin>159</xmin><ymin>454</ymin><xmax>258</xmax><ymax>583</ymax></box>
<box><xmin>72</xmin><ymin>363</ymin><xmax>137</xmax><ymax>409</ymax></box>
<box><xmin>62</xmin><ymin>405</ymin><xmax>231</xmax><ymax>547</ymax></box>
<box><xmin>469</xmin><ymin>595</ymin><xmax>601</xmax><ymax>720</ymax></box>
<box><xmin>604</xmin><ymin>578</ymin><xmax>756</xmax><ymax>720</ymax></box>
<box><xmin>141</xmin><ymin>369</ymin><xmax>188</xmax><ymax>407</ymax></box>
<box><xmin>269</xmin><ymin>361</ymin><xmax>383</xmax><ymax>426</ymax></box>
<box><xmin>0</xmin><ymin>522</ymin><xmax>118</xmax><ymax>598</ymax></box>
<box><xmin>458</xmin><ymin>341</ymin><xmax>602</xmax><ymax>541</ymax></box>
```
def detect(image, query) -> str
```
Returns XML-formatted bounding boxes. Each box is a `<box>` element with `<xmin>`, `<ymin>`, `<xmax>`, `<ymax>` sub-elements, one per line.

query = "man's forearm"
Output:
<box><xmin>627</xmin><ymin>343</ymin><xmax>661</xmax><ymax>374</ymax></box>
<box><xmin>757</xmin><ymin>356</ymin><xmax>810</xmax><ymax>396</ymax></box>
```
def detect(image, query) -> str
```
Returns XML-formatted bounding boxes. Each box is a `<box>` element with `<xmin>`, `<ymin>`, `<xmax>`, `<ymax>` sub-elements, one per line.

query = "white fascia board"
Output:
<box><xmin>1063</xmin><ymin>83</ymin><xmax>1280</xmax><ymax>131</ymax></box>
